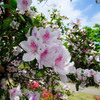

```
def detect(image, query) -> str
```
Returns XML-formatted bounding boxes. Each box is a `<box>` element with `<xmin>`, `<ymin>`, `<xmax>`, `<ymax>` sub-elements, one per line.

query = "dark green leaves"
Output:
<box><xmin>19</xmin><ymin>14</ymin><xmax>26</xmax><ymax>22</ymax></box>
<box><xmin>3</xmin><ymin>4</ymin><xmax>13</xmax><ymax>9</ymax></box>
<box><xmin>3</xmin><ymin>16</ymin><xmax>13</xmax><ymax>28</ymax></box>
<box><xmin>10</xmin><ymin>0</ymin><xmax>17</xmax><ymax>9</ymax></box>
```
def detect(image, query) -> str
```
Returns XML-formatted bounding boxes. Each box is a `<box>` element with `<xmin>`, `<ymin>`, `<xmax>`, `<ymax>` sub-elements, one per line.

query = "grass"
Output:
<box><xmin>68</xmin><ymin>92</ymin><xmax>95</xmax><ymax>100</ymax></box>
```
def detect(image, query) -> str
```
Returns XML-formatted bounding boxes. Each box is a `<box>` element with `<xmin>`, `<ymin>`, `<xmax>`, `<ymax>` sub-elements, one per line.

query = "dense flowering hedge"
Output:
<box><xmin>0</xmin><ymin>0</ymin><xmax>75</xmax><ymax>99</ymax></box>
<box><xmin>64</xmin><ymin>20</ymin><xmax>100</xmax><ymax>89</ymax></box>
<box><xmin>0</xmin><ymin>0</ymin><xmax>100</xmax><ymax>100</ymax></box>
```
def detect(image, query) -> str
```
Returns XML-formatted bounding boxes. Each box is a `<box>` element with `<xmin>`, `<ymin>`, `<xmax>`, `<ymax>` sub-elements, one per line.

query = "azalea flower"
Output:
<box><xmin>4</xmin><ymin>56</ymin><xmax>10</xmax><ymax>62</ymax></box>
<box><xmin>84</xmin><ymin>69</ymin><xmax>91</xmax><ymax>77</ymax></box>
<box><xmin>25</xmin><ymin>90</ymin><xmax>33</xmax><ymax>99</ymax></box>
<box><xmin>95</xmin><ymin>55</ymin><xmax>100</xmax><ymax>62</ymax></box>
<box><xmin>8</xmin><ymin>66</ymin><xmax>15</xmax><ymax>72</ymax></box>
<box><xmin>41</xmin><ymin>90</ymin><xmax>53</xmax><ymax>100</ymax></box>
<box><xmin>90</xmin><ymin>69</ymin><xmax>95</xmax><ymax>75</ymax></box>
<box><xmin>16</xmin><ymin>0</ymin><xmax>32</xmax><ymax>11</ymax></box>
<box><xmin>29</xmin><ymin>92</ymin><xmax>40</xmax><ymax>100</ymax></box>
<box><xmin>63</xmin><ymin>85</ymin><xmax>70</xmax><ymax>90</ymax></box>
<box><xmin>38</xmin><ymin>46</ymin><xmax>56</xmax><ymax>69</ymax></box>
<box><xmin>20</xmin><ymin>36</ymin><xmax>44</xmax><ymax>62</ymax></box>
<box><xmin>94</xmin><ymin>72</ymin><xmax>100</xmax><ymax>84</ymax></box>
<box><xmin>9</xmin><ymin>84</ymin><xmax>22</xmax><ymax>100</ymax></box>
<box><xmin>26</xmin><ymin>27</ymin><xmax>38</xmax><ymax>38</ymax></box>
<box><xmin>1</xmin><ymin>78</ymin><xmax>7</xmax><ymax>90</ymax></box>
<box><xmin>53</xmin><ymin>45</ymin><xmax>74</xmax><ymax>83</ymax></box>
<box><xmin>60</xmin><ymin>94</ymin><xmax>68</xmax><ymax>100</ymax></box>
<box><xmin>53</xmin><ymin>45</ymin><xmax>72</xmax><ymax>75</ymax></box>
<box><xmin>37</xmin><ymin>27</ymin><xmax>60</xmax><ymax>46</ymax></box>
<box><xmin>29</xmin><ymin>81</ymin><xmax>39</xmax><ymax>89</ymax></box>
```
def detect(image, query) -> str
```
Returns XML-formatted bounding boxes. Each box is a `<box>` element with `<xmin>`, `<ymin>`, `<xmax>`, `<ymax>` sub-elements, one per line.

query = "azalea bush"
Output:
<box><xmin>0</xmin><ymin>0</ymin><xmax>75</xmax><ymax>99</ymax></box>
<box><xmin>0</xmin><ymin>0</ymin><xmax>100</xmax><ymax>99</ymax></box>
<box><xmin>64</xmin><ymin>19</ymin><xmax>100</xmax><ymax>89</ymax></box>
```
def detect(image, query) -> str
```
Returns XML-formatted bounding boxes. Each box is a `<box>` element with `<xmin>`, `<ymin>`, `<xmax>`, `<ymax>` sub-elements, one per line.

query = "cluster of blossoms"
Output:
<box><xmin>0</xmin><ymin>0</ymin><xmax>75</xmax><ymax>99</ymax></box>
<box><xmin>5</xmin><ymin>79</ymin><xmax>73</xmax><ymax>100</ymax></box>
<box><xmin>69</xmin><ymin>68</ymin><xmax>100</xmax><ymax>88</ymax></box>
<box><xmin>20</xmin><ymin>26</ymin><xmax>75</xmax><ymax>83</ymax></box>
<box><xmin>0</xmin><ymin>0</ymin><xmax>100</xmax><ymax>100</ymax></box>
<box><xmin>64</xmin><ymin>19</ymin><xmax>100</xmax><ymax>89</ymax></box>
<box><xmin>76</xmin><ymin>68</ymin><xmax>100</xmax><ymax>84</ymax></box>
<box><xmin>65</xmin><ymin>19</ymin><xmax>100</xmax><ymax>71</ymax></box>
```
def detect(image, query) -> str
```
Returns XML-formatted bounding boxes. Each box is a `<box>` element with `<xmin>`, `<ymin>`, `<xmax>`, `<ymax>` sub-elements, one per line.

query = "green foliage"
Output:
<box><xmin>3</xmin><ymin>4</ymin><xmax>13</xmax><ymax>9</ymax></box>
<box><xmin>83</xmin><ymin>24</ymin><xmax>100</xmax><ymax>52</ymax></box>
<box><xmin>10</xmin><ymin>0</ymin><xmax>17</xmax><ymax>9</ymax></box>
<box><xmin>3</xmin><ymin>16</ymin><xmax>13</xmax><ymax>28</ymax></box>
<box><xmin>63</xmin><ymin>42</ymin><xmax>68</xmax><ymax>48</ymax></box>
<box><xmin>0</xmin><ymin>89</ymin><xmax>4</xmax><ymax>99</ymax></box>
<box><xmin>66</xmin><ymin>24</ymin><xmax>100</xmax><ymax>71</ymax></box>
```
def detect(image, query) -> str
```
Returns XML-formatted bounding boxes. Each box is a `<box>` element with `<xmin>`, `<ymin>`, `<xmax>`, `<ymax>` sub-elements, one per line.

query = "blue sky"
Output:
<box><xmin>32</xmin><ymin>0</ymin><xmax>100</xmax><ymax>27</ymax></box>
<box><xmin>75</xmin><ymin>0</ymin><xmax>100</xmax><ymax>20</ymax></box>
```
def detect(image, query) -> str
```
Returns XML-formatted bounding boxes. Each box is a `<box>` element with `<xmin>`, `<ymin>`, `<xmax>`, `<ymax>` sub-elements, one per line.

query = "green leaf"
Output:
<box><xmin>19</xmin><ymin>15</ymin><xmax>26</xmax><ymax>22</ymax></box>
<box><xmin>63</xmin><ymin>42</ymin><xmax>68</xmax><ymax>48</ymax></box>
<box><xmin>3</xmin><ymin>16</ymin><xmax>13</xmax><ymax>28</ymax></box>
<box><xmin>0</xmin><ymin>89</ymin><xmax>4</xmax><ymax>99</ymax></box>
<box><xmin>10</xmin><ymin>0</ymin><xmax>17</xmax><ymax>9</ymax></box>
<box><xmin>2</xmin><ymin>4</ymin><xmax>13</xmax><ymax>9</ymax></box>
<box><xmin>35</xmin><ymin>71</ymin><xmax>42</xmax><ymax>77</ymax></box>
<box><xmin>76</xmin><ymin>83</ymin><xmax>80</xmax><ymax>91</ymax></box>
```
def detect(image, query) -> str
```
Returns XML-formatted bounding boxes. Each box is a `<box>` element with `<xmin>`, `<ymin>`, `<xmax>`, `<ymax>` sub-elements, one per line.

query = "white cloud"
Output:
<box><xmin>83</xmin><ymin>4</ymin><xmax>93</xmax><ymax>12</ymax></box>
<box><xmin>92</xmin><ymin>12</ymin><xmax>100</xmax><ymax>22</ymax></box>
<box><xmin>81</xmin><ymin>12</ymin><xmax>100</xmax><ymax>27</ymax></box>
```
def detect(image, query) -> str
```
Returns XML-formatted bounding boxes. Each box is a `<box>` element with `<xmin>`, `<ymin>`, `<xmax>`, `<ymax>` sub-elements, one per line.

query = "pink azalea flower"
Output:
<box><xmin>4</xmin><ymin>56</ymin><xmax>10</xmax><ymax>62</ymax></box>
<box><xmin>9</xmin><ymin>84</ymin><xmax>22</xmax><ymax>100</ymax></box>
<box><xmin>16</xmin><ymin>0</ymin><xmax>32</xmax><ymax>11</ymax></box>
<box><xmin>25</xmin><ymin>90</ymin><xmax>33</xmax><ymax>99</ymax></box>
<box><xmin>84</xmin><ymin>69</ymin><xmax>91</xmax><ymax>77</ymax></box>
<box><xmin>63</xmin><ymin>85</ymin><xmax>70</xmax><ymax>90</ymax></box>
<box><xmin>95</xmin><ymin>56</ymin><xmax>100</xmax><ymax>62</ymax></box>
<box><xmin>26</xmin><ymin>27</ymin><xmax>38</xmax><ymax>38</ymax></box>
<box><xmin>14</xmin><ymin>60</ymin><xmax>20</xmax><ymax>66</ymax></box>
<box><xmin>76</xmin><ymin>18</ymin><xmax>81</xmax><ymax>26</ymax></box>
<box><xmin>53</xmin><ymin>45</ymin><xmax>74</xmax><ymax>83</ymax></box>
<box><xmin>29</xmin><ymin>92</ymin><xmax>40</xmax><ymax>100</ymax></box>
<box><xmin>13</xmin><ymin>50</ymin><xmax>19</xmax><ymax>56</ymax></box>
<box><xmin>1</xmin><ymin>78</ymin><xmax>7</xmax><ymax>90</ymax></box>
<box><xmin>53</xmin><ymin>45</ymin><xmax>71</xmax><ymax>75</ymax></box>
<box><xmin>94</xmin><ymin>72</ymin><xmax>100</xmax><ymax>84</ymax></box>
<box><xmin>38</xmin><ymin>27</ymin><xmax>60</xmax><ymax>46</ymax></box>
<box><xmin>20</xmin><ymin>36</ymin><xmax>44</xmax><ymax>62</ymax></box>
<box><xmin>90</xmin><ymin>69</ymin><xmax>95</xmax><ymax>76</ymax></box>
<box><xmin>13</xmin><ymin>46</ymin><xmax>21</xmax><ymax>56</ymax></box>
<box><xmin>17</xmin><ymin>10</ymin><xmax>25</xmax><ymax>14</ymax></box>
<box><xmin>38</xmin><ymin>46</ymin><xmax>56</xmax><ymax>69</ymax></box>
<box><xmin>8</xmin><ymin>66</ymin><xmax>15</xmax><ymax>72</ymax></box>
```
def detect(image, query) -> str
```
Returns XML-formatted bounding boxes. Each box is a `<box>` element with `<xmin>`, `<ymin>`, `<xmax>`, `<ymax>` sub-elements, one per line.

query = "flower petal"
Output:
<box><xmin>23</xmin><ymin>53</ymin><xmax>36</xmax><ymax>62</ymax></box>
<box><xmin>20</xmin><ymin>41</ymin><xmax>31</xmax><ymax>52</ymax></box>
<box><xmin>59</xmin><ymin>74</ymin><xmax>67</xmax><ymax>83</ymax></box>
